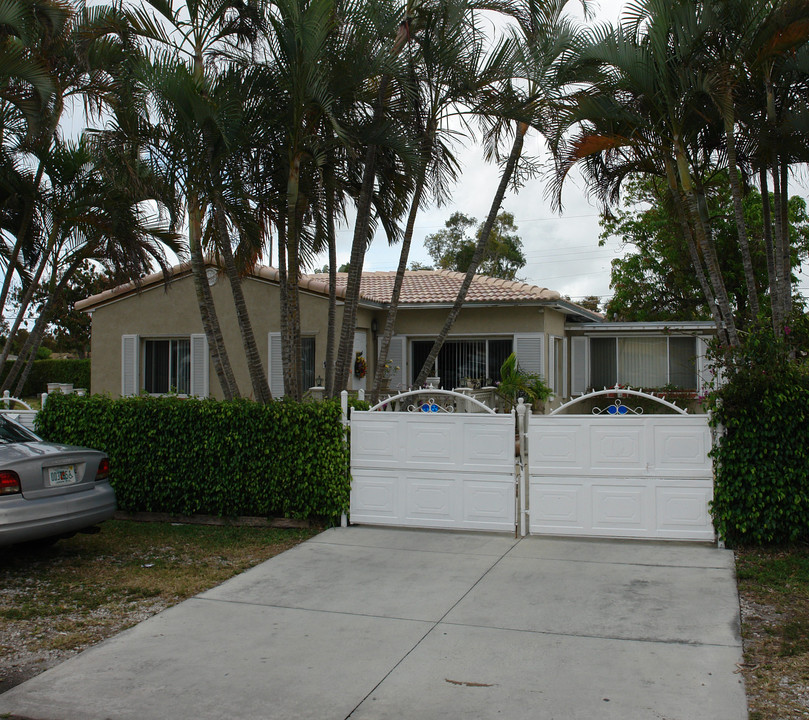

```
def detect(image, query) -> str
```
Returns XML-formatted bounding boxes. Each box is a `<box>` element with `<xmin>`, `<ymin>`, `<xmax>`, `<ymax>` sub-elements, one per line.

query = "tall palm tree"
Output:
<box><xmin>549</xmin><ymin>2</ymin><xmax>742</xmax><ymax>347</ymax></box>
<box><xmin>369</xmin><ymin>0</ymin><xmax>489</xmax><ymax>402</ymax></box>
<box><xmin>551</xmin><ymin>0</ymin><xmax>809</xmax><ymax>346</ymax></box>
<box><xmin>413</xmin><ymin>0</ymin><xmax>587</xmax><ymax>388</ymax></box>
<box><xmin>121</xmin><ymin>0</ymin><xmax>267</xmax><ymax>400</ymax></box>
<box><xmin>331</xmin><ymin>0</ymin><xmax>425</xmax><ymax>394</ymax></box>
<box><xmin>0</xmin><ymin>0</ymin><xmax>122</xmax><ymax>367</ymax></box>
<box><xmin>1</xmin><ymin>134</ymin><xmax>178</xmax><ymax>395</ymax></box>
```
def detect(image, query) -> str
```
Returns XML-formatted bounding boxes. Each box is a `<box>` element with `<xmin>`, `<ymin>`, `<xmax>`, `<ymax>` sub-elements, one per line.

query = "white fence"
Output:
<box><xmin>0</xmin><ymin>392</ymin><xmax>38</xmax><ymax>432</ymax></box>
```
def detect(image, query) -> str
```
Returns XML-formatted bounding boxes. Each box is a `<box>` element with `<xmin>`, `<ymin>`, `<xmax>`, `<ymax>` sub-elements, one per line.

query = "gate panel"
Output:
<box><xmin>527</xmin><ymin>414</ymin><xmax>714</xmax><ymax>541</ymax></box>
<box><xmin>350</xmin><ymin>411</ymin><xmax>516</xmax><ymax>532</ymax></box>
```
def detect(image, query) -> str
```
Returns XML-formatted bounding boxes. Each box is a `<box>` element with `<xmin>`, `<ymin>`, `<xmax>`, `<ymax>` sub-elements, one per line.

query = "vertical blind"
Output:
<box><xmin>411</xmin><ymin>339</ymin><xmax>512</xmax><ymax>389</ymax></box>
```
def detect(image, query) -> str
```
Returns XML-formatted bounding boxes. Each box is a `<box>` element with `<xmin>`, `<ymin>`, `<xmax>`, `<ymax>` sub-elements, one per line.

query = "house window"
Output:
<box><xmin>301</xmin><ymin>336</ymin><xmax>316</xmax><ymax>390</ymax></box>
<box><xmin>144</xmin><ymin>339</ymin><xmax>191</xmax><ymax>394</ymax></box>
<box><xmin>589</xmin><ymin>336</ymin><xmax>697</xmax><ymax>391</ymax></box>
<box><xmin>411</xmin><ymin>338</ymin><xmax>512</xmax><ymax>389</ymax></box>
<box><xmin>549</xmin><ymin>336</ymin><xmax>565</xmax><ymax>396</ymax></box>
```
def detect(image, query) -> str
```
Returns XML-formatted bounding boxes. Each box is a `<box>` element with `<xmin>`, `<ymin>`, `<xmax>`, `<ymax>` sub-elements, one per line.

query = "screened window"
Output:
<box><xmin>411</xmin><ymin>338</ymin><xmax>512</xmax><ymax>389</ymax></box>
<box><xmin>550</xmin><ymin>337</ymin><xmax>565</xmax><ymax>395</ymax></box>
<box><xmin>590</xmin><ymin>337</ymin><xmax>617</xmax><ymax>389</ymax></box>
<box><xmin>588</xmin><ymin>336</ymin><xmax>697</xmax><ymax>391</ymax></box>
<box><xmin>301</xmin><ymin>336</ymin><xmax>316</xmax><ymax>390</ymax></box>
<box><xmin>144</xmin><ymin>339</ymin><xmax>190</xmax><ymax>394</ymax></box>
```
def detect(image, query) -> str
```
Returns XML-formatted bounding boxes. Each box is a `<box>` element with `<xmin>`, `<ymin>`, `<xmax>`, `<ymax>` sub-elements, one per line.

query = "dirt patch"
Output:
<box><xmin>736</xmin><ymin>547</ymin><xmax>809</xmax><ymax>720</ymax></box>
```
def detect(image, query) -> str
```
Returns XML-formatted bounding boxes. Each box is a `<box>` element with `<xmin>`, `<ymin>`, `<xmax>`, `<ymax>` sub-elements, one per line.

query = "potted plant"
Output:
<box><xmin>496</xmin><ymin>353</ymin><xmax>552</xmax><ymax>412</ymax></box>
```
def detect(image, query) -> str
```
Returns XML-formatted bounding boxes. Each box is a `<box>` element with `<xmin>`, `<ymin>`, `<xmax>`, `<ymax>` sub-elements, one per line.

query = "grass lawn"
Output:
<box><xmin>736</xmin><ymin>546</ymin><xmax>809</xmax><ymax>719</ymax></box>
<box><xmin>0</xmin><ymin>519</ymin><xmax>318</xmax><ymax>693</ymax></box>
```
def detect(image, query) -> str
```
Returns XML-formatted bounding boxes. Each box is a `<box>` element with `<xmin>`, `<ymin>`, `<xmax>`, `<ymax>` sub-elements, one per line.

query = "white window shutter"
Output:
<box><xmin>561</xmin><ymin>337</ymin><xmax>568</xmax><ymax>398</ymax></box>
<box><xmin>571</xmin><ymin>337</ymin><xmax>588</xmax><ymax>395</ymax></box>
<box><xmin>190</xmin><ymin>334</ymin><xmax>209</xmax><ymax>397</ymax></box>
<box><xmin>513</xmin><ymin>333</ymin><xmax>544</xmax><ymax>379</ymax></box>
<box><xmin>268</xmin><ymin>332</ymin><xmax>284</xmax><ymax>397</ymax></box>
<box><xmin>378</xmin><ymin>335</ymin><xmax>407</xmax><ymax>391</ymax></box>
<box><xmin>121</xmin><ymin>334</ymin><xmax>139</xmax><ymax>397</ymax></box>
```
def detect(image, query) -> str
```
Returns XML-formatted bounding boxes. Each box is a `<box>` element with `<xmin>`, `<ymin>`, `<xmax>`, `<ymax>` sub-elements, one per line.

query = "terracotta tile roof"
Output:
<box><xmin>76</xmin><ymin>264</ymin><xmax>562</xmax><ymax>312</ymax></box>
<box><xmin>306</xmin><ymin>270</ymin><xmax>561</xmax><ymax>304</ymax></box>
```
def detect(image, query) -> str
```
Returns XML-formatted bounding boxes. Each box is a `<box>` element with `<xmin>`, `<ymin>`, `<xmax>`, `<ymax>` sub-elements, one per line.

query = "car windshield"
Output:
<box><xmin>0</xmin><ymin>415</ymin><xmax>39</xmax><ymax>444</ymax></box>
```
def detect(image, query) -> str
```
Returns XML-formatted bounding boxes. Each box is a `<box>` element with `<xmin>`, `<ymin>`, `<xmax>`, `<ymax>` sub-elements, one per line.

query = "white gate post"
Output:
<box><xmin>516</xmin><ymin>399</ymin><xmax>528</xmax><ymax>537</ymax></box>
<box><xmin>340</xmin><ymin>390</ymin><xmax>349</xmax><ymax>528</ymax></box>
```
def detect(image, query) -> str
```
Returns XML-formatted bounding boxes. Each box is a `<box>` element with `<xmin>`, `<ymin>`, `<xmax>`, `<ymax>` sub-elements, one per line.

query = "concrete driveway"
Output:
<box><xmin>0</xmin><ymin>527</ymin><xmax>747</xmax><ymax>719</ymax></box>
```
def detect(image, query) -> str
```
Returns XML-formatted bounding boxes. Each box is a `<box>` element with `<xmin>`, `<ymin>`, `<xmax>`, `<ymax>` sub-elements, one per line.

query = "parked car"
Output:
<box><xmin>0</xmin><ymin>415</ymin><xmax>116</xmax><ymax>546</ymax></box>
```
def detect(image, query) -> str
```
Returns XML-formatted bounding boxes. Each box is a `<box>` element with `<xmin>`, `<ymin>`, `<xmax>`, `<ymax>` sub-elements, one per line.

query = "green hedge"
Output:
<box><xmin>708</xmin><ymin>328</ymin><xmax>809</xmax><ymax>545</ymax></box>
<box><xmin>1</xmin><ymin>359</ymin><xmax>91</xmax><ymax>397</ymax></box>
<box><xmin>36</xmin><ymin>394</ymin><xmax>350</xmax><ymax>521</ymax></box>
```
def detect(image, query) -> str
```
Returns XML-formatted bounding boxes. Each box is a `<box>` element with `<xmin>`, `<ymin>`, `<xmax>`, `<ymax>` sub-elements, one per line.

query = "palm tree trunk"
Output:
<box><xmin>370</xmin><ymin>143</ymin><xmax>431</xmax><ymax>404</ymax></box>
<box><xmin>674</xmin><ymin>145</ymin><xmax>739</xmax><ymax>347</ymax></box>
<box><xmin>333</xmin><ymin>139</ymin><xmax>379</xmax><ymax>393</ymax></box>
<box><xmin>770</xmin><ymin>158</ymin><xmax>787</xmax><ymax>334</ymax></box>
<box><xmin>277</xmin><ymin>222</ymin><xmax>295</xmax><ymax>399</ymax></box>
<box><xmin>0</xmin><ymin>153</ymin><xmax>49</xmax><ymax>321</ymax></box>
<box><xmin>4</xmin><ymin>255</ymin><xmax>81</xmax><ymax>396</ymax></box>
<box><xmin>211</xmin><ymin>187</ymin><xmax>272</xmax><ymax>403</ymax></box>
<box><xmin>724</xmin><ymin>118</ymin><xmax>759</xmax><ymax>320</ymax></box>
<box><xmin>283</xmin><ymin>156</ymin><xmax>304</xmax><ymax>401</ymax></box>
<box><xmin>413</xmin><ymin>122</ymin><xmax>527</xmax><ymax>389</ymax></box>
<box><xmin>188</xmin><ymin>195</ymin><xmax>239</xmax><ymax>399</ymax></box>
<box><xmin>0</xmin><ymin>232</ymin><xmax>54</xmax><ymax>377</ymax></box>
<box><xmin>324</xmin><ymin>189</ymin><xmax>338</xmax><ymax>398</ymax></box>
<box><xmin>664</xmin><ymin>158</ymin><xmax>726</xmax><ymax>336</ymax></box>
<box><xmin>778</xmin><ymin>161</ymin><xmax>792</xmax><ymax>320</ymax></box>
<box><xmin>758</xmin><ymin>166</ymin><xmax>781</xmax><ymax>333</ymax></box>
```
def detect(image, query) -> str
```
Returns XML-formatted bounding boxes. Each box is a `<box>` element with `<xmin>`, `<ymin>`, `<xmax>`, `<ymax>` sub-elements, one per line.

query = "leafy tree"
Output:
<box><xmin>600</xmin><ymin>175</ymin><xmax>809</xmax><ymax>321</ymax></box>
<box><xmin>576</xmin><ymin>296</ymin><xmax>602</xmax><ymax>313</ymax></box>
<box><xmin>29</xmin><ymin>261</ymin><xmax>116</xmax><ymax>357</ymax></box>
<box><xmin>424</xmin><ymin>210</ymin><xmax>526</xmax><ymax>280</ymax></box>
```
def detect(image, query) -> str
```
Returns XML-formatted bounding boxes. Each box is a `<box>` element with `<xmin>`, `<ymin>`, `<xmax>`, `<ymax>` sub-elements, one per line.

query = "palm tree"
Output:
<box><xmin>369</xmin><ymin>0</ymin><xmax>490</xmax><ymax>402</ymax></box>
<box><xmin>331</xmin><ymin>0</ymin><xmax>425</xmax><ymax>394</ymax></box>
<box><xmin>413</xmin><ymin>0</ymin><xmax>587</xmax><ymax>388</ymax></box>
<box><xmin>549</xmin><ymin>2</ymin><xmax>742</xmax><ymax>347</ymax></box>
<box><xmin>121</xmin><ymin>0</ymin><xmax>267</xmax><ymax>400</ymax></box>
<box><xmin>550</xmin><ymin>0</ymin><xmax>809</xmax><ymax>346</ymax></box>
<box><xmin>0</xmin><ymin>0</ymin><xmax>121</xmax><ymax>368</ymax></box>
<box><xmin>1</xmin><ymin>135</ymin><xmax>178</xmax><ymax>395</ymax></box>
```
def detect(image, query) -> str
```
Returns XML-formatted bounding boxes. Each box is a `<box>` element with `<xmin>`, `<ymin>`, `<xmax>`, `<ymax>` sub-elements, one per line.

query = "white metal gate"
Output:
<box><xmin>525</xmin><ymin>390</ymin><xmax>714</xmax><ymax>541</ymax></box>
<box><xmin>349</xmin><ymin>391</ymin><xmax>516</xmax><ymax>532</ymax></box>
<box><xmin>348</xmin><ymin>388</ymin><xmax>714</xmax><ymax>541</ymax></box>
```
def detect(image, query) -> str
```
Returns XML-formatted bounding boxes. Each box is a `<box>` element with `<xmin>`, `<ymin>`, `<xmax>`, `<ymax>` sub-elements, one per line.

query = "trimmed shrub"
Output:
<box><xmin>36</xmin><ymin>394</ymin><xmax>350</xmax><ymax>521</ymax></box>
<box><xmin>2</xmin><ymin>359</ymin><xmax>91</xmax><ymax>397</ymax></box>
<box><xmin>708</xmin><ymin>326</ymin><xmax>809</xmax><ymax>545</ymax></box>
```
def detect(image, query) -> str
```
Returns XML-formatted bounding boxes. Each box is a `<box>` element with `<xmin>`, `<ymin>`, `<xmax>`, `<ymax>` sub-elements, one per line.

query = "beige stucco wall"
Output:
<box><xmin>88</xmin><ymin>273</ymin><xmax>347</xmax><ymax>399</ymax></box>
<box><xmin>88</xmin><ymin>275</ymin><xmax>568</xmax><ymax>398</ymax></box>
<box><xmin>389</xmin><ymin>305</ymin><xmax>547</xmax><ymax>337</ymax></box>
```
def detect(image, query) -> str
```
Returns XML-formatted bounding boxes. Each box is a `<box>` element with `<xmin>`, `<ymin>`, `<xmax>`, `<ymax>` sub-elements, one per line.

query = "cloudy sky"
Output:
<box><xmin>316</xmin><ymin>0</ymin><xmax>809</xmax><ymax>306</ymax></box>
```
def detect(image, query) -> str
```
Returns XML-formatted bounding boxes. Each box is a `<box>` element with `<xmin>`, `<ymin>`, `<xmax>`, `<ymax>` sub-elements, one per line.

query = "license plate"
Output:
<box><xmin>48</xmin><ymin>465</ymin><xmax>77</xmax><ymax>487</ymax></box>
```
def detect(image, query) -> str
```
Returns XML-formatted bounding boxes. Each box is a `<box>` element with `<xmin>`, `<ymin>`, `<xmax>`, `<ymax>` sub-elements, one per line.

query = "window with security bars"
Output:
<box><xmin>411</xmin><ymin>339</ymin><xmax>512</xmax><ymax>389</ymax></box>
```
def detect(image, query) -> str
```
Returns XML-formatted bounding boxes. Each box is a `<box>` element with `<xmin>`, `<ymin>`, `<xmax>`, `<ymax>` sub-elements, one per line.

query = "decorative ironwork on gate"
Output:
<box><xmin>549</xmin><ymin>386</ymin><xmax>690</xmax><ymax>416</ymax></box>
<box><xmin>368</xmin><ymin>388</ymin><xmax>497</xmax><ymax>415</ymax></box>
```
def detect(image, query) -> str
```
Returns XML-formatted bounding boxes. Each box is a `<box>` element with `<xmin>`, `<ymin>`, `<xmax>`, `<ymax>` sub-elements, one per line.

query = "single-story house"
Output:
<box><xmin>75</xmin><ymin>263</ymin><xmax>716</xmax><ymax>409</ymax></box>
